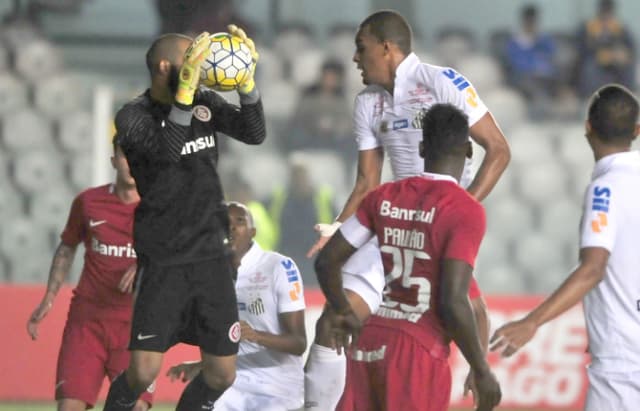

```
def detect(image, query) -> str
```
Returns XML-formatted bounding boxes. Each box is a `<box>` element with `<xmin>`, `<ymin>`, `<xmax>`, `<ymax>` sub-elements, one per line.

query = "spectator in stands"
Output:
<box><xmin>282</xmin><ymin>59</ymin><xmax>353</xmax><ymax>165</ymax></box>
<box><xmin>269</xmin><ymin>154</ymin><xmax>335</xmax><ymax>286</ymax></box>
<box><xmin>224</xmin><ymin>172</ymin><xmax>278</xmax><ymax>251</ymax></box>
<box><xmin>505</xmin><ymin>4</ymin><xmax>556</xmax><ymax>117</ymax></box>
<box><xmin>575</xmin><ymin>0</ymin><xmax>635</xmax><ymax>98</ymax></box>
<box><xmin>155</xmin><ymin>0</ymin><xmax>253</xmax><ymax>36</ymax></box>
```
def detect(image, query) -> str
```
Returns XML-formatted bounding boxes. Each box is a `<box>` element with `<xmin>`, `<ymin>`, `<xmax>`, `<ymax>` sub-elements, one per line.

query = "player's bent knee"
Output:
<box><xmin>201</xmin><ymin>367</ymin><xmax>236</xmax><ymax>391</ymax></box>
<box><xmin>57</xmin><ymin>398</ymin><xmax>87</xmax><ymax>411</ymax></box>
<box><xmin>127</xmin><ymin>350</ymin><xmax>163</xmax><ymax>391</ymax></box>
<box><xmin>201</xmin><ymin>354</ymin><xmax>237</xmax><ymax>391</ymax></box>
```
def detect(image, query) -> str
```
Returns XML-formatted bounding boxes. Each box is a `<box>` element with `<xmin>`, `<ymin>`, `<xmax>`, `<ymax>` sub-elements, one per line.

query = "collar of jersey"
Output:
<box><xmin>592</xmin><ymin>150</ymin><xmax>640</xmax><ymax>180</ymax></box>
<box><xmin>420</xmin><ymin>172</ymin><xmax>458</xmax><ymax>184</ymax></box>
<box><xmin>392</xmin><ymin>52</ymin><xmax>421</xmax><ymax>103</ymax></box>
<box><xmin>239</xmin><ymin>241</ymin><xmax>263</xmax><ymax>271</ymax></box>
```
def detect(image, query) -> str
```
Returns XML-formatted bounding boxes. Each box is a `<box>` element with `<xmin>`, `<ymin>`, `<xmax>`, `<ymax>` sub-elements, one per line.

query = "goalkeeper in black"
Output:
<box><xmin>103</xmin><ymin>26</ymin><xmax>265</xmax><ymax>411</ymax></box>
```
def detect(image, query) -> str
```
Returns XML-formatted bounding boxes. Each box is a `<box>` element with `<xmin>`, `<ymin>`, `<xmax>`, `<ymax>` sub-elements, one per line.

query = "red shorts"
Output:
<box><xmin>56</xmin><ymin>317</ymin><xmax>153</xmax><ymax>408</ymax></box>
<box><xmin>336</xmin><ymin>324</ymin><xmax>451</xmax><ymax>411</ymax></box>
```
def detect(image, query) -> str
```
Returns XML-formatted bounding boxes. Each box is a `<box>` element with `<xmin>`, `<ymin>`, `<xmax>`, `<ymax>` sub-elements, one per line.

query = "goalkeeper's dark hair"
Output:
<box><xmin>360</xmin><ymin>10</ymin><xmax>412</xmax><ymax>55</ymax></box>
<box><xmin>421</xmin><ymin>104</ymin><xmax>469</xmax><ymax>158</ymax></box>
<box><xmin>588</xmin><ymin>84</ymin><xmax>639</xmax><ymax>143</ymax></box>
<box><xmin>146</xmin><ymin>33</ymin><xmax>193</xmax><ymax>75</ymax></box>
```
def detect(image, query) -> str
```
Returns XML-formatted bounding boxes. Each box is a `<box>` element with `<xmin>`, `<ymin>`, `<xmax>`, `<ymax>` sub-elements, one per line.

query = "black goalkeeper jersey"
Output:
<box><xmin>114</xmin><ymin>88</ymin><xmax>265</xmax><ymax>264</ymax></box>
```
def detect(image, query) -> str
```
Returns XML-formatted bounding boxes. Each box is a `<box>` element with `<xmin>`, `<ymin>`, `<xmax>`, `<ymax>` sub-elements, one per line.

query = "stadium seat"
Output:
<box><xmin>484</xmin><ymin>196</ymin><xmax>535</xmax><ymax>242</ymax></box>
<box><xmin>34</xmin><ymin>74</ymin><xmax>86</xmax><ymax>119</ymax></box>
<box><xmin>455</xmin><ymin>54</ymin><xmax>503</xmax><ymax>94</ymax></box>
<box><xmin>12</xmin><ymin>150</ymin><xmax>65</xmax><ymax>194</ymax></box>
<box><xmin>273</xmin><ymin>22</ymin><xmax>315</xmax><ymax>77</ymax></box>
<box><xmin>476</xmin><ymin>233</ymin><xmax>510</xmax><ymax>275</ymax></box>
<box><xmin>288</xmin><ymin>150</ymin><xmax>348</xmax><ymax>199</ymax></box>
<box><xmin>14</xmin><ymin>38</ymin><xmax>64</xmax><ymax>84</ymax></box>
<box><xmin>434</xmin><ymin>27</ymin><xmax>475</xmax><ymax>68</ymax></box>
<box><xmin>0</xmin><ymin>44</ymin><xmax>8</xmax><ymax>72</ymax></box>
<box><xmin>1</xmin><ymin>108</ymin><xmax>54</xmax><ymax>152</ymax></box>
<box><xmin>481</xmin><ymin>88</ymin><xmax>528</xmax><ymax>134</ymax></box>
<box><xmin>29</xmin><ymin>186</ymin><xmax>76</xmax><ymax>234</ymax></box>
<box><xmin>507</xmin><ymin>123</ymin><xmax>556</xmax><ymax>166</ymax></box>
<box><xmin>290</xmin><ymin>48</ymin><xmax>326</xmax><ymax>89</ymax></box>
<box><xmin>0</xmin><ymin>181</ymin><xmax>24</xmax><ymax>223</ymax></box>
<box><xmin>516</xmin><ymin>161</ymin><xmax>568</xmax><ymax>205</ymax></box>
<box><xmin>236</xmin><ymin>150</ymin><xmax>288</xmax><ymax>200</ymax></box>
<box><xmin>67</xmin><ymin>155</ymin><xmax>93</xmax><ymax>191</ymax></box>
<box><xmin>57</xmin><ymin>111</ymin><xmax>94</xmax><ymax>153</ymax></box>
<box><xmin>539</xmin><ymin>197</ymin><xmax>581</xmax><ymax>244</ymax></box>
<box><xmin>0</xmin><ymin>73</ymin><xmax>29</xmax><ymax>116</ymax></box>
<box><xmin>0</xmin><ymin>218</ymin><xmax>52</xmax><ymax>283</ymax></box>
<box><xmin>0</xmin><ymin>255</ymin><xmax>9</xmax><ymax>282</ymax></box>
<box><xmin>514</xmin><ymin>232</ymin><xmax>566</xmax><ymax>283</ymax></box>
<box><xmin>477</xmin><ymin>264</ymin><xmax>526</xmax><ymax>294</ymax></box>
<box><xmin>260</xmin><ymin>80</ymin><xmax>299</xmax><ymax>120</ymax></box>
<box><xmin>254</xmin><ymin>45</ymin><xmax>284</xmax><ymax>85</ymax></box>
<box><xmin>550</xmin><ymin>32</ymin><xmax>578</xmax><ymax>86</ymax></box>
<box><xmin>326</xmin><ymin>26</ymin><xmax>357</xmax><ymax>62</ymax></box>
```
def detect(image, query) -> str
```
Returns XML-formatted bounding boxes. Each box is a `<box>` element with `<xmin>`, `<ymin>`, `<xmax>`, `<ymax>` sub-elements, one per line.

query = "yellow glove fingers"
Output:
<box><xmin>185</xmin><ymin>32</ymin><xmax>211</xmax><ymax>64</ymax></box>
<box><xmin>227</xmin><ymin>24</ymin><xmax>258</xmax><ymax>61</ymax></box>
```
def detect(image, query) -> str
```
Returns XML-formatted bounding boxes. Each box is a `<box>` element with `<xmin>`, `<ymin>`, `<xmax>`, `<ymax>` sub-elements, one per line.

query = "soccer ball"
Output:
<box><xmin>200</xmin><ymin>32</ymin><xmax>253</xmax><ymax>92</ymax></box>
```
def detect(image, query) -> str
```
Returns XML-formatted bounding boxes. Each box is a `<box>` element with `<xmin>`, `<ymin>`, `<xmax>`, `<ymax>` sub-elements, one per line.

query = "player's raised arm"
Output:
<box><xmin>306</xmin><ymin>147</ymin><xmax>383</xmax><ymax>257</ymax></box>
<box><xmin>466</xmin><ymin>112</ymin><xmax>510</xmax><ymax>201</ymax></box>
<box><xmin>27</xmin><ymin>242</ymin><xmax>77</xmax><ymax>340</ymax></box>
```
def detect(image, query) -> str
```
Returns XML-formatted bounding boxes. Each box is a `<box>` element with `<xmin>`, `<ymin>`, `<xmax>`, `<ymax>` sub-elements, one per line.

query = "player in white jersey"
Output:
<box><xmin>490</xmin><ymin>84</ymin><xmax>640</xmax><ymax>411</ymax></box>
<box><xmin>304</xmin><ymin>10</ymin><xmax>508</xmax><ymax>410</ymax></box>
<box><xmin>168</xmin><ymin>202</ymin><xmax>307</xmax><ymax>411</ymax></box>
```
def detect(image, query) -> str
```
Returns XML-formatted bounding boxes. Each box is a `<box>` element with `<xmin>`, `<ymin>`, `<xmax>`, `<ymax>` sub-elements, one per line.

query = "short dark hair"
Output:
<box><xmin>145</xmin><ymin>33</ymin><xmax>192</xmax><ymax>75</ymax></box>
<box><xmin>422</xmin><ymin>104</ymin><xmax>469</xmax><ymax>157</ymax></box>
<box><xmin>360</xmin><ymin>10</ymin><xmax>412</xmax><ymax>55</ymax></box>
<box><xmin>588</xmin><ymin>84</ymin><xmax>639</xmax><ymax>142</ymax></box>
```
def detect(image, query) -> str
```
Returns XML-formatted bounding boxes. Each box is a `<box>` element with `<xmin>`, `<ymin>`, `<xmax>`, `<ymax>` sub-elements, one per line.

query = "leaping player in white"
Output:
<box><xmin>491</xmin><ymin>85</ymin><xmax>640</xmax><ymax>411</ymax></box>
<box><xmin>304</xmin><ymin>10</ymin><xmax>511</xmax><ymax>410</ymax></box>
<box><xmin>168</xmin><ymin>202</ymin><xmax>307</xmax><ymax>411</ymax></box>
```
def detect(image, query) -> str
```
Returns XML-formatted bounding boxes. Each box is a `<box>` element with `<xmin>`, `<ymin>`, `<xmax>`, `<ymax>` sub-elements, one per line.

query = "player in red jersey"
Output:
<box><xmin>26</xmin><ymin>141</ymin><xmax>151</xmax><ymax>411</ymax></box>
<box><xmin>315</xmin><ymin>104</ymin><xmax>501</xmax><ymax>411</ymax></box>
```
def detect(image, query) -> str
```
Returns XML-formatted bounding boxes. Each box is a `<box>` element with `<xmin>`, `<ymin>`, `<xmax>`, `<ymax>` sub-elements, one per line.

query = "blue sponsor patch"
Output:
<box><xmin>591</xmin><ymin>186</ymin><xmax>611</xmax><ymax>212</ymax></box>
<box><xmin>281</xmin><ymin>259</ymin><xmax>299</xmax><ymax>282</ymax></box>
<box><xmin>237</xmin><ymin>302</ymin><xmax>246</xmax><ymax>311</ymax></box>
<box><xmin>392</xmin><ymin>119</ymin><xmax>409</xmax><ymax>130</ymax></box>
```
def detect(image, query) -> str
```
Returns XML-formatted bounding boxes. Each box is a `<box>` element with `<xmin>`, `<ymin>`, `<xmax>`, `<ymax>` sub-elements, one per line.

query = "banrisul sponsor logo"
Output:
<box><xmin>92</xmin><ymin>237</ymin><xmax>137</xmax><ymax>258</ymax></box>
<box><xmin>181</xmin><ymin>135</ymin><xmax>215</xmax><ymax>155</ymax></box>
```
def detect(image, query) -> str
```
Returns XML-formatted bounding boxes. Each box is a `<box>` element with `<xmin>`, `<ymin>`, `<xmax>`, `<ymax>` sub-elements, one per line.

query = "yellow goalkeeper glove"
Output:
<box><xmin>228</xmin><ymin>24</ymin><xmax>259</xmax><ymax>95</ymax></box>
<box><xmin>175</xmin><ymin>31</ymin><xmax>212</xmax><ymax>107</ymax></box>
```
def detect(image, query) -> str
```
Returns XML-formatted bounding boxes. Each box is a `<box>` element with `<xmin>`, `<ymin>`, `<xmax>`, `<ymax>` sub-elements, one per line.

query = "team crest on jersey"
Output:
<box><xmin>249</xmin><ymin>271</ymin><xmax>268</xmax><ymax>284</ymax></box>
<box><xmin>228</xmin><ymin>321</ymin><xmax>241</xmax><ymax>343</ymax></box>
<box><xmin>193</xmin><ymin>105</ymin><xmax>212</xmax><ymax>122</ymax></box>
<box><xmin>380</xmin><ymin>121</ymin><xmax>389</xmax><ymax>133</ymax></box>
<box><xmin>412</xmin><ymin>110</ymin><xmax>426</xmax><ymax>129</ymax></box>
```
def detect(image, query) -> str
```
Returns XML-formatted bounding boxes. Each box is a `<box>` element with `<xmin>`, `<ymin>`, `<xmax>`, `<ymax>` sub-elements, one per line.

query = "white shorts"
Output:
<box><xmin>342</xmin><ymin>237</ymin><xmax>384</xmax><ymax>314</ymax></box>
<box><xmin>585</xmin><ymin>366</ymin><xmax>640</xmax><ymax>411</ymax></box>
<box><xmin>214</xmin><ymin>384</ymin><xmax>302</xmax><ymax>411</ymax></box>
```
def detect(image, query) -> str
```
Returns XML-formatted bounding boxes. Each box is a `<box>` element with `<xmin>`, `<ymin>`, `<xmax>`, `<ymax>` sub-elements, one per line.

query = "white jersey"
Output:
<box><xmin>579</xmin><ymin>151</ymin><xmax>640</xmax><ymax>372</ymax></box>
<box><xmin>353</xmin><ymin>52</ymin><xmax>488</xmax><ymax>187</ymax></box>
<box><xmin>233</xmin><ymin>242</ymin><xmax>306</xmax><ymax>401</ymax></box>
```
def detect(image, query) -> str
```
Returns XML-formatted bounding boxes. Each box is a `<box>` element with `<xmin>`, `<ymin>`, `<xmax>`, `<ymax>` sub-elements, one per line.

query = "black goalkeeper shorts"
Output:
<box><xmin>129</xmin><ymin>254</ymin><xmax>240</xmax><ymax>356</ymax></box>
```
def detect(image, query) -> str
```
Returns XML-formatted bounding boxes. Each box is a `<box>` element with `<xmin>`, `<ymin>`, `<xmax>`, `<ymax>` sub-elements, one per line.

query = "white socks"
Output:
<box><xmin>304</xmin><ymin>343</ymin><xmax>346</xmax><ymax>410</ymax></box>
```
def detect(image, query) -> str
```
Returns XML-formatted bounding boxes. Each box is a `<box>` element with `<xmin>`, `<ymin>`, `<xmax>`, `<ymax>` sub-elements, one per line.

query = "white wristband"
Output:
<box><xmin>315</xmin><ymin>221</ymin><xmax>342</xmax><ymax>237</ymax></box>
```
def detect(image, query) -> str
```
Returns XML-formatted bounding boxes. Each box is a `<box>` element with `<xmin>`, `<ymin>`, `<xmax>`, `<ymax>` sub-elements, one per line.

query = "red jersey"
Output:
<box><xmin>61</xmin><ymin>184</ymin><xmax>138</xmax><ymax>321</ymax></box>
<box><xmin>342</xmin><ymin>173</ymin><xmax>486</xmax><ymax>357</ymax></box>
